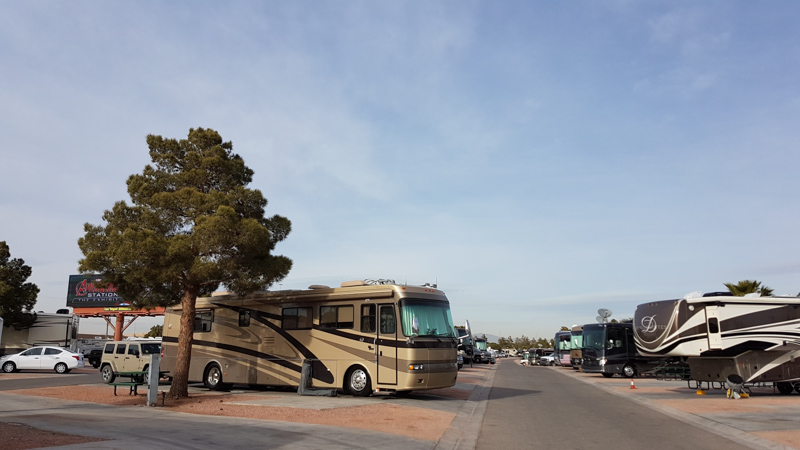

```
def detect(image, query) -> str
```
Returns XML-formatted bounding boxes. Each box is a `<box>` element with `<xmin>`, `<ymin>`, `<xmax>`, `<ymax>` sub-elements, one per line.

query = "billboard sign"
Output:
<box><xmin>66</xmin><ymin>275</ymin><xmax>129</xmax><ymax>308</ymax></box>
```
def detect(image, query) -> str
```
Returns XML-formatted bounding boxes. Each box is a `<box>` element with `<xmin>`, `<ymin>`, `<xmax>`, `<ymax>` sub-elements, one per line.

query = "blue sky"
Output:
<box><xmin>2</xmin><ymin>1</ymin><xmax>799</xmax><ymax>339</ymax></box>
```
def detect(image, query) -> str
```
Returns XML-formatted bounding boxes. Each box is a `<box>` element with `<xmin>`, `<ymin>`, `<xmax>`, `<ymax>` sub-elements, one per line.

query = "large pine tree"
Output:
<box><xmin>78</xmin><ymin>128</ymin><xmax>292</xmax><ymax>398</ymax></box>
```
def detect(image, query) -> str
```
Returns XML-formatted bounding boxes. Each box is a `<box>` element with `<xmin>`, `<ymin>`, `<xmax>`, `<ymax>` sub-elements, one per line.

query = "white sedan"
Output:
<box><xmin>1</xmin><ymin>346</ymin><xmax>85</xmax><ymax>374</ymax></box>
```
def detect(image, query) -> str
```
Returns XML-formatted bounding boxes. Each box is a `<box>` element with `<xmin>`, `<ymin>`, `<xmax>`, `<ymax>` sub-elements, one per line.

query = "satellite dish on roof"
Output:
<box><xmin>596</xmin><ymin>316</ymin><xmax>604</xmax><ymax>323</ymax></box>
<box><xmin>597</xmin><ymin>309</ymin><xmax>612</xmax><ymax>323</ymax></box>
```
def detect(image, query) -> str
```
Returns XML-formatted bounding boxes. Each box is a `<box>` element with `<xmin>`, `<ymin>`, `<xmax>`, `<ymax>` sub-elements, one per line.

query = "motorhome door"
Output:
<box><xmin>705</xmin><ymin>306</ymin><xmax>722</xmax><ymax>350</ymax></box>
<box><xmin>377</xmin><ymin>304</ymin><xmax>398</xmax><ymax>385</ymax></box>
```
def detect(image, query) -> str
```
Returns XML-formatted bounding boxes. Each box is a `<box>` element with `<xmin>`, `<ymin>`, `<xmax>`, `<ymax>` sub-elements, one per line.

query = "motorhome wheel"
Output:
<box><xmin>622</xmin><ymin>364</ymin><xmax>636</xmax><ymax>378</ymax></box>
<box><xmin>777</xmin><ymin>382</ymin><xmax>794</xmax><ymax>395</ymax></box>
<box><xmin>204</xmin><ymin>363</ymin><xmax>227</xmax><ymax>391</ymax></box>
<box><xmin>345</xmin><ymin>366</ymin><xmax>371</xmax><ymax>397</ymax></box>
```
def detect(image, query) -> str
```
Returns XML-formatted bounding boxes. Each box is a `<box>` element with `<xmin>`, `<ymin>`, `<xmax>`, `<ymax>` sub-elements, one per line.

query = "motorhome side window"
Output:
<box><xmin>239</xmin><ymin>310</ymin><xmax>251</xmax><ymax>327</ymax></box>
<box><xmin>607</xmin><ymin>327</ymin><xmax>624</xmax><ymax>349</ymax></box>
<box><xmin>282</xmin><ymin>307</ymin><xmax>313</xmax><ymax>330</ymax></box>
<box><xmin>320</xmin><ymin>305</ymin><xmax>354</xmax><ymax>329</ymax></box>
<box><xmin>194</xmin><ymin>311</ymin><xmax>213</xmax><ymax>332</ymax></box>
<box><xmin>361</xmin><ymin>304</ymin><xmax>376</xmax><ymax>333</ymax></box>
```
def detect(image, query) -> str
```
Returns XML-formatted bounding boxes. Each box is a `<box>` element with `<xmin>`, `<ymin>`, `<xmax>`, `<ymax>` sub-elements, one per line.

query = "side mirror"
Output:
<box><xmin>412</xmin><ymin>317</ymin><xmax>420</xmax><ymax>336</ymax></box>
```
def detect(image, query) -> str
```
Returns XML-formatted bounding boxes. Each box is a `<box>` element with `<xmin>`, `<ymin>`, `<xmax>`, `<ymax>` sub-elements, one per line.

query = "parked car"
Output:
<box><xmin>486</xmin><ymin>349</ymin><xmax>497</xmax><ymax>364</ymax></box>
<box><xmin>99</xmin><ymin>340</ymin><xmax>162</xmax><ymax>383</ymax></box>
<box><xmin>0</xmin><ymin>346</ymin><xmax>85</xmax><ymax>374</ymax></box>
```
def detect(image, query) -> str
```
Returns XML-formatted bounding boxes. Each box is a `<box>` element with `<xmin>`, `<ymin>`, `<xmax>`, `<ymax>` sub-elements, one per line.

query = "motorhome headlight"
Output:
<box><xmin>408</xmin><ymin>364</ymin><xmax>425</xmax><ymax>371</ymax></box>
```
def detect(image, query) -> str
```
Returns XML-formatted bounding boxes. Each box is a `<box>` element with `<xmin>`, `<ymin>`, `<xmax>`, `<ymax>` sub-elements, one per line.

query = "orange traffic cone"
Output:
<box><xmin>630</xmin><ymin>379</ymin><xmax>636</xmax><ymax>389</ymax></box>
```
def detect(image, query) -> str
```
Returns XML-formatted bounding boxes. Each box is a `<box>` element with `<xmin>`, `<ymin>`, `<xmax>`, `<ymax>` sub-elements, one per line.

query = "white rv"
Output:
<box><xmin>634</xmin><ymin>292</ymin><xmax>800</xmax><ymax>393</ymax></box>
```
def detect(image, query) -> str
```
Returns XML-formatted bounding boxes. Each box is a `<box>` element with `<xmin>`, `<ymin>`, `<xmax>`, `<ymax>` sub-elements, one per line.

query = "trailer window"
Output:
<box><xmin>320</xmin><ymin>305</ymin><xmax>354</xmax><ymax>329</ymax></box>
<box><xmin>282</xmin><ymin>307</ymin><xmax>312</xmax><ymax>330</ymax></box>
<box><xmin>708</xmin><ymin>318</ymin><xmax>720</xmax><ymax>334</ymax></box>
<box><xmin>361</xmin><ymin>304</ymin><xmax>376</xmax><ymax>333</ymax></box>
<box><xmin>193</xmin><ymin>311</ymin><xmax>213</xmax><ymax>333</ymax></box>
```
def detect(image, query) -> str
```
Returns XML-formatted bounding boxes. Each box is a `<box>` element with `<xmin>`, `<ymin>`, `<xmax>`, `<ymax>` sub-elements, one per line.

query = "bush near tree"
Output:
<box><xmin>0</xmin><ymin>241</ymin><xmax>39</xmax><ymax>330</ymax></box>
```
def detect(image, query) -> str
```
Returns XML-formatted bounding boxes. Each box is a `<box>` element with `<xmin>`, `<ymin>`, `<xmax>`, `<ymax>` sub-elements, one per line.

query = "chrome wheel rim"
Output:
<box><xmin>208</xmin><ymin>367</ymin><xmax>221</xmax><ymax>387</ymax></box>
<box><xmin>350</xmin><ymin>369</ymin><xmax>367</xmax><ymax>392</ymax></box>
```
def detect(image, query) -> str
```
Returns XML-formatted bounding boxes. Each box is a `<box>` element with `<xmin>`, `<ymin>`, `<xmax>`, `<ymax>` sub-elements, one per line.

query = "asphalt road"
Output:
<box><xmin>476</xmin><ymin>362</ymin><xmax>754</xmax><ymax>450</ymax></box>
<box><xmin>0</xmin><ymin>368</ymin><xmax>102</xmax><ymax>390</ymax></box>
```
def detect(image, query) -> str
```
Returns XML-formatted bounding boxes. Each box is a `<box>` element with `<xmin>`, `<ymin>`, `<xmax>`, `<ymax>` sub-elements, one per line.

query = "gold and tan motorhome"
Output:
<box><xmin>160</xmin><ymin>280</ymin><xmax>459</xmax><ymax>396</ymax></box>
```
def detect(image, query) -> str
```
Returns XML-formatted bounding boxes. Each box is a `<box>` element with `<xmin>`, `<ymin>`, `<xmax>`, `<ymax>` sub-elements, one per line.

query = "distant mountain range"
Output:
<box><xmin>472</xmin><ymin>332</ymin><xmax>499</xmax><ymax>342</ymax></box>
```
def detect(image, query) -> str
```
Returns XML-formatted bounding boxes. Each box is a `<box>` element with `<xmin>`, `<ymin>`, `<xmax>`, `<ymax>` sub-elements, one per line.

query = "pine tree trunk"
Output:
<box><xmin>167</xmin><ymin>289</ymin><xmax>197</xmax><ymax>399</ymax></box>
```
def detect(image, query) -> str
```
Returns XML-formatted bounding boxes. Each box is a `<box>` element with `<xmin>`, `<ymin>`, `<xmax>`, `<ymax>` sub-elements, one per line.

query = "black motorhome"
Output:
<box><xmin>581</xmin><ymin>322</ymin><xmax>661</xmax><ymax>378</ymax></box>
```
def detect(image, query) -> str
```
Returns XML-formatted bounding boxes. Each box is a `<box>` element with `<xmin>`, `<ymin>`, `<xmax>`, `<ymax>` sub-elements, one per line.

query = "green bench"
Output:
<box><xmin>109</xmin><ymin>381</ymin><xmax>143</xmax><ymax>396</ymax></box>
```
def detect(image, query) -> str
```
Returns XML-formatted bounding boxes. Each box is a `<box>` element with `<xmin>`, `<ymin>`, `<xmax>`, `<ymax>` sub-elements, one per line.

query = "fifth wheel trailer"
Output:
<box><xmin>634</xmin><ymin>292</ymin><xmax>800</xmax><ymax>392</ymax></box>
<box><xmin>0</xmin><ymin>312</ymin><xmax>79</xmax><ymax>356</ymax></box>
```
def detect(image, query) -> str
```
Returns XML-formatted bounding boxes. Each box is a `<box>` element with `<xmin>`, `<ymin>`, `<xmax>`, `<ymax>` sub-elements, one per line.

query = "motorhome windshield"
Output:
<box><xmin>583</xmin><ymin>327</ymin><xmax>606</xmax><ymax>350</ymax></box>
<box><xmin>399</xmin><ymin>299</ymin><xmax>455</xmax><ymax>338</ymax></box>
<box><xmin>558</xmin><ymin>334</ymin><xmax>572</xmax><ymax>350</ymax></box>
<box><xmin>571</xmin><ymin>332</ymin><xmax>582</xmax><ymax>350</ymax></box>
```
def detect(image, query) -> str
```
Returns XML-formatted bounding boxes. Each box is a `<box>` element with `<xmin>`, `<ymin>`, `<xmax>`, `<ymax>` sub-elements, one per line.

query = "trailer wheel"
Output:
<box><xmin>2</xmin><ymin>361</ymin><xmax>16</xmax><ymax>373</ymax></box>
<box><xmin>622</xmin><ymin>364</ymin><xmax>636</xmax><ymax>378</ymax></box>
<box><xmin>777</xmin><ymin>382</ymin><xmax>794</xmax><ymax>395</ymax></box>
<box><xmin>344</xmin><ymin>366</ymin><xmax>372</xmax><ymax>397</ymax></box>
<box><xmin>204</xmin><ymin>363</ymin><xmax>230</xmax><ymax>391</ymax></box>
<box><xmin>101</xmin><ymin>365</ymin><xmax>115</xmax><ymax>383</ymax></box>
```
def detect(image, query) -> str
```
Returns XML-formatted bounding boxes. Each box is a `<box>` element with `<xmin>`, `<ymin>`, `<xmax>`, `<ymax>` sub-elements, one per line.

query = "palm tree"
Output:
<box><xmin>724</xmin><ymin>280</ymin><xmax>774</xmax><ymax>297</ymax></box>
